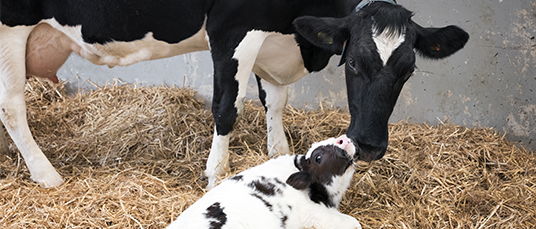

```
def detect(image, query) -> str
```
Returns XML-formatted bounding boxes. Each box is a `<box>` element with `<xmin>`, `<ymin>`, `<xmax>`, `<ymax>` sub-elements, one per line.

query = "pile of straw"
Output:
<box><xmin>1</xmin><ymin>77</ymin><xmax>534</xmax><ymax>228</ymax></box>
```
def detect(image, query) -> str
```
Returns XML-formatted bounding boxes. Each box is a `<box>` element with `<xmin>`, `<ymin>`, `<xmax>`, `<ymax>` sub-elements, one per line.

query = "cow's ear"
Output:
<box><xmin>293</xmin><ymin>16</ymin><xmax>348</xmax><ymax>54</ymax></box>
<box><xmin>286</xmin><ymin>171</ymin><xmax>311</xmax><ymax>190</ymax></box>
<box><xmin>414</xmin><ymin>24</ymin><xmax>469</xmax><ymax>59</ymax></box>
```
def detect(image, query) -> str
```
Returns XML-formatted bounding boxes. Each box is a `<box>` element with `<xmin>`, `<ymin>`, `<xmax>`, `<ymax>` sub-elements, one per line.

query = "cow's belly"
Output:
<box><xmin>253</xmin><ymin>33</ymin><xmax>309</xmax><ymax>86</ymax></box>
<box><xmin>47</xmin><ymin>18</ymin><xmax>209</xmax><ymax>66</ymax></box>
<box><xmin>25</xmin><ymin>18</ymin><xmax>209</xmax><ymax>82</ymax></box>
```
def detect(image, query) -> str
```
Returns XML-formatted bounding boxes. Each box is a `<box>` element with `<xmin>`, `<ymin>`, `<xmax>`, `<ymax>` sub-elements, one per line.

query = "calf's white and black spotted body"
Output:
<box><xmin>0</xmin><ymin>0</ymin><xmax>469</xmax><ymax>188</ymax></box>
<box><xmin>167</xmin><ymin>135</ymin><xmax>361</xmax><ymax>229</ymax></box>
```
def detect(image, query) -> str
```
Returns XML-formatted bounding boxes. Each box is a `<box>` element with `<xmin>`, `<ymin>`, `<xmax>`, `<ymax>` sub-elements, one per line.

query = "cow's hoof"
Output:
<box><xmin>31</xmin><ymin>172</ymin><xmax>64</xmax><ymax>188</ymax></box>
<box><xmin>205</xmin><ymin>176</ymin><xmax>216</xmax><ymax>190</ymax></box>
<box><xmin>267</xmin><ymin>143</ymin><xmax>290</xmax><ymax>157</ymax></box>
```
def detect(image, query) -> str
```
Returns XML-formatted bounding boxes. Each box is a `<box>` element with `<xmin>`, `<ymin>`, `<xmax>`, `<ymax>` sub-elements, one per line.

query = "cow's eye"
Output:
<box><xmin>315</xmin><ymin>155</ymin><xmax>322</xmax><ymax>164</ymax></box>
<box><xmin>347</xmin><ymin>58</ymin><xmax>357</xmax><ymax>73</ymax></box>
<box><xmin>404</xmin><ymin>66</ymin><xmax>415</xmax><ymax>81</ymax></box>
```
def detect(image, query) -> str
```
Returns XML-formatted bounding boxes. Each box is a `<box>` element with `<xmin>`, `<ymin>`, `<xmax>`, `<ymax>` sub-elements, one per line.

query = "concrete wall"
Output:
<box><xmin>57</xmin><ymin>0</ymin><xmax>536</xmax><ymax>150</ymax></box>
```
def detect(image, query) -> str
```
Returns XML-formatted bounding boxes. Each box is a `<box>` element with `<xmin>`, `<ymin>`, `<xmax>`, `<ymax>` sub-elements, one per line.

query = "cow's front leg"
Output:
<box><xmin>255</xmin><ymin>76</ymin><xmax>290</xmax><ymax>156</ymax></box>
<box><xmin>204</xmin><ymin>31</ymin><xmax>271</xmax><ymax>189</ymax></box>
<box><xmin>204</xmin><ymin>59</ymin><xmax>246</xmax><ymax>189</ymax></box>
<box><xmin>0</xmin><ymin>25</ymin><xmax>63</xmax><ymax>187</ymax></box>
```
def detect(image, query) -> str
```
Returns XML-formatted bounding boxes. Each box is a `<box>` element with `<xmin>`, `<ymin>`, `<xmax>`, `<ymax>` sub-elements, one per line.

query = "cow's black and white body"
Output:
<box><xmin>0</xmin><ymin>0</ymin><xmax>469</xmax><ymax>188</ymax></box>
<box><xmin>167</xmin><ymin>135</ymin><xmax>361</xmax><ymax>229</ymax></box>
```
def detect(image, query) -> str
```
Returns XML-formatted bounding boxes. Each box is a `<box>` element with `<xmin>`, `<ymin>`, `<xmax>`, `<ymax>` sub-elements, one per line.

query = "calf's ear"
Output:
<box><xmin>286</xmin><ymin>171</ymin><xmax>311</xmax><ymax>190</ymax></box>
<box><xmin>293</xmin><ymin>16</ymin><xmax>348</xmax><ymax>55</ymax></box>
<box><xmin>414</xmin><ymin>24</ymin><xmax>469</xmax><ymax>59</ymax></box>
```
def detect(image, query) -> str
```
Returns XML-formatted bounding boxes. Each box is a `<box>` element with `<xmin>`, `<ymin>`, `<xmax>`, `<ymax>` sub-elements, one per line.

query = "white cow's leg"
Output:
<box><xmin>0</xmin><ymin>123</ymin><xmax>9</xmax><ymax>156</ymax></box>
<box><xmin>0</xmin><ymin>25</ymin><xmax>64</xmax><ymax>187</ymax></box>
<box><xmin>204</xmin><ymin>30</ymin><xmax>270</xmax><ymax>189</ymax></box>
<box><xmin>255</xmin><ymin>76</ymin><xmax>290</xmax><ymax>156</ymax></box>
<box><xmin>205</xmin><ymin>130</ymin><xmax>230</xmax><ymax>189</ymax></box>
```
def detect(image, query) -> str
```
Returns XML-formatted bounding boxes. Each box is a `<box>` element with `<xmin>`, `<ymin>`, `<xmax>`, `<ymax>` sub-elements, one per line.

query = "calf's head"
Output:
<box><xmin>293</xmin><ymin>2</ymin><xmax>469</xmax><ymax>162</ymax></box>
<box><xmin>287</xmin><ymin>135</ymin><xmax>356</xmax><ymax>207</ymax></box>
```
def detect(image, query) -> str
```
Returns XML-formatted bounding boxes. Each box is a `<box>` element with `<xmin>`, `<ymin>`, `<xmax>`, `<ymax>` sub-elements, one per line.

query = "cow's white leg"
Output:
<box><xmin>255</xmin><ymin>76</ymin><xmax>290</xmax><ymax>156</ymax></box>
<box><xmin>0</xmin><ymin>25</ymin><xmax>64</xmax><ymax>187</ymax></box>
<box><xmin>204</xmin><ymin>30</ymin><xmax>271</xmax><ymax>189</ymax></box>
<box><xmin>205</xmin><ymin>130</ymin><xmax>230</xmax><ymax>189</ymax></box>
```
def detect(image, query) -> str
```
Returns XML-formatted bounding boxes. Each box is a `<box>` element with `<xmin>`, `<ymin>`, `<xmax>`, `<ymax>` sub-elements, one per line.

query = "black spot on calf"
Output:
<box><xmin>204</xmin><ymin>202</ymin><xmax>227</xmax><ymax>229</ymax></box>
<box><xmin>251</xmin><ymin>193</ymin><xmax>273</xmax><ymax>211</ymax></box>
<box><xmin>248</xmin><ymin>177</ymin><xmax>282</xmax><ymax>196</ymax></box>
<box><xmin>229</xmin><ymin>175</ymin><xmax>243</xmax><ymax>182</ymax></box>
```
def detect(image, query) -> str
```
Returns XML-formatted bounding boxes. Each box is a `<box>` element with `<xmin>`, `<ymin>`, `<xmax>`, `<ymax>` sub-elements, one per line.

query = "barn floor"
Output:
<box><xmin>1</xmin><ymin>78</ymin><xmax>535</xmax><ymax>228</ymax></box>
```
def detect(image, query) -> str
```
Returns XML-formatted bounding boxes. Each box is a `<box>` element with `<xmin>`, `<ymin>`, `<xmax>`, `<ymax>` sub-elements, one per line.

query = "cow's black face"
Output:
<box><xmin>293</xmin><ymin>3</ymin><xmax>469</xmax><ymax>162</ymax></box>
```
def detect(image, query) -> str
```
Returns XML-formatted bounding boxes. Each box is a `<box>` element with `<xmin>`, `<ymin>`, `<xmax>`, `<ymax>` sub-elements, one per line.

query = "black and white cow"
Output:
<box><xmin>167</xmin><ymin>135</ymin><xmax>361</xmax><ymax>229</ymax></box>
<box><xmin>0</xmin><ymin>0</ymin><xmax>469</xmax><ymax>188</ymax></box>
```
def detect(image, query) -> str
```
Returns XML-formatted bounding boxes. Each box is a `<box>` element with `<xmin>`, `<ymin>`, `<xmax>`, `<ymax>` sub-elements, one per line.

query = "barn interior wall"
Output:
<box><xmin>57</xmin><ymin>0</ymin><xmax>536</xmax><ymax>150</ymax></box>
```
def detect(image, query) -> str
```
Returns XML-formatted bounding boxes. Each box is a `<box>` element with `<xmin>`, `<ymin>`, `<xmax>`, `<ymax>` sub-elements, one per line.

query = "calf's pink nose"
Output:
<box><xmin>335</xmin><ymin>135</ymin><xmax>352</xmax><ymax>149</ymax></box>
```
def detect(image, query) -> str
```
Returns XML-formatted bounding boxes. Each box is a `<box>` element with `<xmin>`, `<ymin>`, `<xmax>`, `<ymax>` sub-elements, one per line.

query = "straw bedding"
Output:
<box><xmin>1</xmin><ymin>77</ymin><xmax>534</xmax><ymax>228</ymax></box>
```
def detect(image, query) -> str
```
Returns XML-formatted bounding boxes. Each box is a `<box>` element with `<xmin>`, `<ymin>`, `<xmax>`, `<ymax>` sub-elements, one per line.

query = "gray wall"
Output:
<box><xmin>57</xmin><ymin>0</ymin><xmax>536</xmax><ymax>150</ymax></box>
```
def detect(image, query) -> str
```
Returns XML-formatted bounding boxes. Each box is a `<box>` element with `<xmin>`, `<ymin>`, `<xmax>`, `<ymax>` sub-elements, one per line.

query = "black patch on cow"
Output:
<box><xmin>255</xmin><ymin>75</ymin><xmax>268</xmax><ymax>112</ymax></box>
<box><xmin>309</xmin><ymin>182</ymin><xmax>334</xmax><ymax>208</ymax></box>
<box><xmin>251</xmin><ymin>193</ymin><xmax>273</xmax><ymax>211</ymax></box>
<box><xmin>360</xmin><ymin>3</ymin><xmax>412</xmax><ymax>39</ymax></box>
<box><xmin>204</xmin><ymin>202</ymin><xmax>227</xmax><ymax>229</ymax></box>
<box><xmin>211</xmin><ymin>57</ymin><xmax>240</xmax><ymax>136</ymax></box>
<box><xmin>248</xmin><ymin>176</ymin><xmax>282</xmax><ymax>196</ymax></box>
<box><xmin>229</xmin><ymin>175</ymin><xmax>243</xmax><ymax>182</ymax></box>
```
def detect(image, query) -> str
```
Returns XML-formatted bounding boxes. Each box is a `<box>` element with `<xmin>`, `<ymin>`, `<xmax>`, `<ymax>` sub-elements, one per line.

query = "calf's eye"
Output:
<box><xmin>315</xmin><ymin>155</ymin><xmax>322</xmax><ymax>164</ymax></box>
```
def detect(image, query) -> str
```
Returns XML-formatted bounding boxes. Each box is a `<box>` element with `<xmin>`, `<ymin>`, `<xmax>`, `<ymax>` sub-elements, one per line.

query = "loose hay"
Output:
<box><xmin>1</xmin><ymin>77</ymin><xmax>534</xmax><ymax>228</ymax></box>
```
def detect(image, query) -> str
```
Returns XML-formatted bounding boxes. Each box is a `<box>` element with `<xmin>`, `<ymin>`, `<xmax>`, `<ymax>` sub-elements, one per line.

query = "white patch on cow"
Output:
<box><xmin>0</xmin><ymin>24</ymin><xmax>64</xmax><ymax>187</ymax></box>
<box><xmin>205</xmin><ymin>131</ymin><xmax>230</xmax><ymax>189</ymax></box>
<box><xmin>45</xmin><ymin>17</ymin><xmax>209</xmax><ymax>67</ymax></box>
<box><xmin>232</xmin><ymin>30</ymin><xmax>272</xmax><ymax>116</ymax></box>
<box><xmin>253</xmin><ymin>33</ymin><xmax>309</xmax><ymax>86</ymax></box>
<box><xmin>258</xmin><ymin>79</ymin><xmax>290</xmax><ymax>156</ymax></box>
<box><xmin>372</xmin><ymin>25</ymin><xmax>405</xmax><ymax>66</ymax></box>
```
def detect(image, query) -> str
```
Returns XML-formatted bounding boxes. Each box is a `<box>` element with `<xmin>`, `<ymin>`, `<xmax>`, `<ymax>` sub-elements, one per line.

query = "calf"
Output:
<box><xmin>167</xmin><ymin>135</ymin><xmax>361</xmax><ymax>229</ymax></box>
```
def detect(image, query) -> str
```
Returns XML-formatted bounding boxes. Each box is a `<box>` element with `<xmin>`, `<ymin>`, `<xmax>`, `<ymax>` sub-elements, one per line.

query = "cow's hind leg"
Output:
<box><xmin>0</xmin><ymin>25</ymin><xmax>64</xmax><ymax>187</ymax></box>
<box><xmin>255</xmin><ymin>76</ymin><xmax>290</xmax><ymax>156</ymax></box>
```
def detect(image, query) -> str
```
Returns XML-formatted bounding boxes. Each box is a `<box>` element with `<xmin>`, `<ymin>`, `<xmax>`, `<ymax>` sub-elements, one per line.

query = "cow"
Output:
<box><xmin>0</xmin><ymin>0</ymin><xmax>469</xmax><ymax>189</ymax></box>
<box><xmin>167</xmin><ymin>135</ymin><xmax>361</xmax><ymax>229</ymax></box>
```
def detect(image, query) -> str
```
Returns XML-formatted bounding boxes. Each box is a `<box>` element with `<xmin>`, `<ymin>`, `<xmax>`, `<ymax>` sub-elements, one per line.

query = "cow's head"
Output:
<box><xmin>293</xmin><ymin>2</ymin><xmax>469</xmax><ymax>162</ymax></box>
<box><xmin>287</xmin><ymin>135</ymin><xmax>356</xmax><ymax>207</ymax></box>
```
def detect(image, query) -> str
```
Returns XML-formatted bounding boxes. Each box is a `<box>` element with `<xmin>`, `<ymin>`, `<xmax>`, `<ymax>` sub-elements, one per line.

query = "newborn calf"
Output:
<box><xmin>167</xmin><ymin>135</ymin><xmax>361</xmax><ymax>229</ymax></box>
